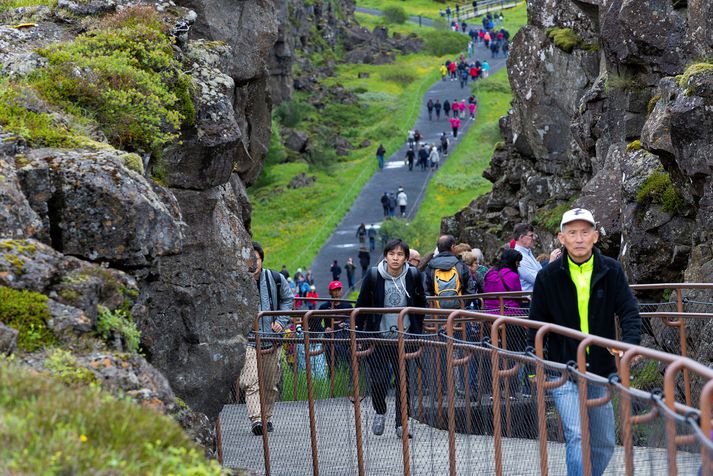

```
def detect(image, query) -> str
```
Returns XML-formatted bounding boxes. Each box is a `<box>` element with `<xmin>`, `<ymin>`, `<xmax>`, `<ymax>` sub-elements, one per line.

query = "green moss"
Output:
<box><xmin>647</xmin><ymin>94</ymin><xmax>661</xmax><ymax>115</ymax></box>
<box><xmin>494</xmin><ymin>141</ymin><xmax>505</xmax><ymax>151</ymax></box>
<box><xmin>636</xmin><ymin>171</ymin><xmax>687</xmax><ymax>214</ymax></box>
<box><xmin>0</xmin><ymin>286</ymin><xmax>56</xmax><ymax>352</ymax></box>
<box><xmin>630</xmin><ymin>360</ymin><xmax>662</xmax><ymax>390</ymax></box>
<box><xmin>422</xmin><ymin>29</ymin><xmax>470</xmax><ymax>56</ymax></box>
<box><xmin>30</xmin><ymin>6</ymin><xmax>192</xmax><ymax>155</ymax></box>
<box><xmin>44</xmin><ymin>349</ymin><xmax>96</xmax><ymax>386</ymax></box>
<box><xmin>0</xmin><ymin>360</ymin><xmax>224</xmax><ymax>474</ymax></box>
<box><xmin>0</xmin><ymin>0</ymin><xmax>57</xmax><ymax>12</ymax></box>
<box><xmin>546</xmin><ymin>27</ymin><xmax>583</xmax><ymax>54</ymax></box>
<box><xmin>96</xmin><ymin>305</ymin><xmax>141</xmax><ymax>353</ymax></box>
<box><xmin>533</xmin><ymin>201</ymin><xmax>575</xmax><ymax>234</ymax></box>
<box><xmin>120</xmin><ymin>153</ymin><xmax>144</xmax><ymax>175</ymax></box>
<box><xmin>626</xmin><ymin>139</ymin><xmax>641</xmax><ymax>152</ymax></box>
<box><xmin>677</xmin><ymin>63</ymin><xmax>713</xmax><ymax>88</ymax></box>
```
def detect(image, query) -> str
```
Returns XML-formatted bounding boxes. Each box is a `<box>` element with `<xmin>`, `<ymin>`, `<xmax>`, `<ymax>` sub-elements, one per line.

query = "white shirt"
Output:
<box><xmin>514</xmin><ymin>244</ymin><xmax>541</xmax><ymax>292</ymax></box>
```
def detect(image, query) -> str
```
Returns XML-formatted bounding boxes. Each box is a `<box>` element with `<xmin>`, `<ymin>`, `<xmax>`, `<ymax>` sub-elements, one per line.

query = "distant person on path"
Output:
<box><xmin>443</xmin><ymin>99</ymin><xmax>451</xmax><ymax>118</ymax></box>
<box><xmin>407</xmin><ymin>129</ymin><xmax>415</xmax><ymax>148</ymax></box>
<box><xmin>356</xmin><ymin>239</ymin><xmax>427</xmax><ymax>439</ymax></box>
<box><xmin>440</xmin><ymin>132</ymin><xmax>449</xmax><ymax>156</ymax></box>
<box><xmin>356</xmin><ymin>222</ymin><xmax>367</xmax><ymax>247</ymax></box>
<box><xmin>330</xmin><ymin>259</ymin><xmax>342</xmax><ymax>281</ymax></box>
<box><xmin>414</xmin><ymin>130</ymin><xmax>422</xmax><ymax>146</ymax></box>
<box><xmin>376</xmin><ymin>143</ymin><xmax>386</xmax><ymax>170</ymax></box>
<box><xmin>460</xmin><ymin>69</ymin><xmax>469</xmax><ymax>89</ymax></box>
<box><xmin>451</xmin><ymin>99</ymin><xmax>460</xmax><ymax>118</ymax></box>
<box><xmin>459</xmin><ymin>99</ymin><xmax>467</xmax><ymax>118</ymax></box>
<box><xmin>449</xmin><ymin>116</ymin><xmax>461</xmax><ymax>138</ymax></box>
<box><xmin>429</xmin><ymin>144</ymin><xmax>440</xmax><ymax>169</ymax></box>
<box><xmin>482</xmin><ymin>60</ymin><xmax>490</xmax><ymax>78</ymax></box>
<box><xmin>388</xmin><ymin>192</ymin><xmax>397</xmax><ymax>217</ymax></box>
<box><xmin>368</xmin><ymin>224</ymin><xmax>377</xmax><ymax>251</ymax></box>
<box><xmin>434</xmin><ymin>99</ymin><xmax>442</xmax><ymax>120</ymax></box>
<box><xmin>306</xmin><ymin>285</ymin><xmax>318</xmax><ymax>310</ymax></box>
<box><xmin>445</xmin><ymin>5</ymin><xmax>451</xmax><ymax>21</ymax></box>
<box><xmin>240</xmin><ymin>241</ymin><xmax>293</xmax><ymax>436</ymax></box>
<box><xmin>319</xmin><ymin>280</ymin><xmax>353</xmax><ymax>368</ymax></box>
<box><xmin>512</xmin><ymin>222</ymin><xmax>562</xmax><ymax>292</ymax></box>
<box><xmin>526</xmin><ymin>208</ymin><xmax>642</xmax><ymax>476</ymax></box>
<box><xmin>345</xmin><ymin>257</ymin><xmax>356</xmax><ymax>290</ymax></box>
<box><xmin>405</xmin><ymin>146</ymin><xmax>415</xmax><ymax>171</ymax></box>
<box><xmin>358</xmin><ymin>248</ymin><xmax>370</xmax><ymax>277</ymax></box>
<box><xmin>418</xmin><ymin>144</ymin><xmax>429</xmax><ymax>171</ymax></box>
<box><xmin>469</xmin><ymin>101</ymin><xmax>477</xmax><ymax>120</ymax></box>
<box><xmin>427</xmin><ymin>99</ymin><xmax>434</xmax><ymax>120</ymax></box>
<box><xmin>381</xmin><ymin>192</ymin><xmax>390</xmax><ymax>218</ymax></box>
<box><xmin>397</xmin><ymin>186</ymin><xmax>408</xmax><ymax>217</ymax></box>
<box><xmin>448</xmin><ymin>61</ymin><xmax>457</xmax><ymax>80</ymax></box>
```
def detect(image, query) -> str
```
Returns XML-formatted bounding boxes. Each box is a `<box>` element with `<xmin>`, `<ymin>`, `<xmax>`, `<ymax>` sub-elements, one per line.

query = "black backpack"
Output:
<box><xmin>264</xmin><ymin>269</ymin><xmax>283</xmax><ymax>311</ymax></box>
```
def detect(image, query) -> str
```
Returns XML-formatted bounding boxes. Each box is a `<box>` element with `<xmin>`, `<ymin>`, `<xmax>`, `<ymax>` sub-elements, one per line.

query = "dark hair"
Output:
<box><xmin>252</xmin><ymin>241</ymin><xmax>264</xmax><ymax>261</ymax></box>
<box><xmin>513</xmin><ymin>223</ymin><xmax>534</xmax><ymax>241</ymax></box>
<box><xmin>494</xmin><ymin>249</ymin><xmax>522</xmax><ymax>272</ymax></box>
<box><xmin>383</xmin><ymin>238</ymin><xmax>410</xmax><ymax>258</ymax></box>
<box><xmin>437</xmin><ymin>234</ymin><xmax>456</xmax><ymax>253</ymax></box>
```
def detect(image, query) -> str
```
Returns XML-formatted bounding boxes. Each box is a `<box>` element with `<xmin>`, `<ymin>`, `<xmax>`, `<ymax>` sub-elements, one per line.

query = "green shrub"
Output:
<box><xmin>422</xmin><ymin>29</ymin><xmax>469</xmax><ymax>56</ymax></box>
<box><xmin>30</xmin><ymin>6</ymin><xmax>194</xmax><ymax>155</ymax></box>
<box><xmin>383</xmin><ymin>6</ymin><xmax>407</xmax><ymax>24</ymax></box>
<box><xmin>0</xmin><ymin>360</ymin><xmax>224</xmax><ymax>475</ymax></box>
<box><xmin>275</xmin><ymin>99</ymin><xmax>307</xmax><ymax>128</ymax></box>
<box><xmin>636</xmin><ymin>171</ymin><xmax>687</xmax><ymax>214</ymax></box>
<box><xmin>96</xmin><ymin>305</ymin><xmax>141</xmax><ymax>353</ymax></box>
<box><xmin>44</xmin><ymin>348</ymin><xmax>95</xmax><ymax>386</ymax></box>
<box><xmin>647</xmin><ymin>94</ymin><xmax>661</xmax><ymax>115</ymax></box>
<box><xmin>0</xmin><ymin>286</ymin><xmax>56</xmax><ymax>352</ymax></box>
<box><xmin>380</xmin><ymin>68</ymin><xmax>418</xmax><ymax>86</ymax></box>
<box><xmin>266</xmin><ymin>117</ymin><xmax>288</xmax><ymax>165</ymax></box>
<box><xmin>546</xmin><ymin>27</ymin><xmax>582</xmax><ymax>53</ymax></box>
<box><xmin>0</xmin><ymin>0</ymin><xmax>56</xmax><ymax>11</ymax></box>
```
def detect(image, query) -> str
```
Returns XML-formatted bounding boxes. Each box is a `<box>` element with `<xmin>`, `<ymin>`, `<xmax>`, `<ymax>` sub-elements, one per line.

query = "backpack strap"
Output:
<box><xmin>265</xmin><ymin>269</ymin><xmax>283</xmax><ymax>311</ymax></box>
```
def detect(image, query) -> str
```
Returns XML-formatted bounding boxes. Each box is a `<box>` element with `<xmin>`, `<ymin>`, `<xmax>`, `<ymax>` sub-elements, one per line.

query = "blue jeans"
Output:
<box><xmin>550</xmin><ymin>379</ymin><xmax>615</xmax><ymax>476</ymax></box>
<box><xmin>377</xmin><ymin>154</ymin><xmax>384</xmax><ymax>169</ymax></box>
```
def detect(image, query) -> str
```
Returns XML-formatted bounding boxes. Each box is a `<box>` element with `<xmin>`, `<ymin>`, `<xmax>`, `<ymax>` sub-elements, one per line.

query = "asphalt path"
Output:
<box><xmin>308</xmin><ymin>10</ymin><xmax>509</xmax><ymax>295</ymax></box>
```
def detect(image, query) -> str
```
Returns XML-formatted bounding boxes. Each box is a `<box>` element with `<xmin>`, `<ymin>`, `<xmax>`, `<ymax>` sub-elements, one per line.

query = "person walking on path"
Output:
<box><xmin>459</xmin><ymin>99</ymin><xmax>467</xmax><ymax>118</ymax></box>
<box><xmin>388</xmin><ymin>192</ymin><xmax>397</xmax><ymax>217</ymax></box>
<box><xmin>356</xmin><ymin>239</ymin><xmax>427</xmax><ymax>439</ymax></box>
<box><xmin>405</xmin><ymin>146</ymin><xmax>415</xmax><ymax>171</ymax></box>
<box><xmin>344</xmin><ymin>257</ymin><xmax>356</xmax><ymax>290</ymax></box>
<box><xmin>449</xmin><ymin>116</ymin><xmax>461</xmax><ymax>138</ymax></box>
<box><xmin>440</xmin><ymin>63</ymin><xmax>448</xmax><ymax>81</ymax></box>
<box><xmin>330</xmin><ymin>259</ymin><xmax>342</xmax><ymax>281</ymax></box>
<box><xmin>482</xmin><ymin>59</ymin><xmax>490</xmax><ymax>78</ymax></box>
<box><xmin>380</xmin><ymin>192</ymin><xmax>390</xmax><ymax>218</ymax></box>
<box><xmin>427</xmin><ymin>99</ymin><xmax>434</xmax><ymax>120</ymax></box>
<box><xmin>376</xmin><ymin>143</ymin><xmax>386</xmax><ymax>170</ymax></box>
<box><xmin>468</xmin><ymin>101</ymin><xmax>477</xmax><ymax>120</ymax></box>
<box><xmin>418</xmin><ymin>144</ymin><xmax>429</xmax><ymax>171</ymax></box>
<box><xmin>240</xmin><ymin>241</ymin><xmax>293</xmax><ymax>436</ymax></box>
<box><xmin>440</xmin><ymin>132</ymin><xmax>449</xmax><ymax>156</ymax></box>
<box><xmin>429</xmin><ymin>144</ymin><xmax>440</xmax><ymax>169</ymax></box>
<box><xmin>367</xmin><ymin>224</ymin><xmax>377</xmax><ymax>252</ymax></box>
<box><xmin>356</xmin><ymin>222</ymin><xmax>367</xmax><ymax>247</ymax></box>
<box><xmin>443</xmin><ymin>99</ymin><xmax>451</xmax><ymax>118</ymax></box>
<box><xmin>526</xmin><ymin>208</ymin><xmax>641</xmax><ymax>476</ymax></box>
<box><xmin>358</xmin><ymin>248</ymin><xmax>370</xmax><ymax>277</ymax></box>
<box><xmin>434</xmin><ymin>99</ymin><xmax>442</xmax><ymax>120</ymax></box>
<box><xmin>397</xmin><ymin>186</ymin><xmax>408</xmax><ymax>217</ymax></box>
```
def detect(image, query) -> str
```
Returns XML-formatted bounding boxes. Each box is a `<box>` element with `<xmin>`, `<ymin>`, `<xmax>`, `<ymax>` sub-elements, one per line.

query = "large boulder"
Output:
<box><xmin>17</xmin><ymin>148</ymin><xmax>183</xmax><ymax>267</ymax></box>
<box><xmin>0</xmin><ymin>145</ymin><xmax>43</xmax><ymax>240</ymax></box>
<box><xmin>141</xmin><ymin>175</ymin><xmax>257</xmax><ymax>419</ymax></box>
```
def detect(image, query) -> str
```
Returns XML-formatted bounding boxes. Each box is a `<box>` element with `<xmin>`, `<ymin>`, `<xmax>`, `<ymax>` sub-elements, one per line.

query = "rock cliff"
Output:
<box><xmin>0</xmin><ymin>0</ymin><xmax>277</xmax><ymax>426</ymax></box>
<box><xmin>443</xmin><ymin>0</ymin><xmax>712</xmax><ymax>369</ymax></box>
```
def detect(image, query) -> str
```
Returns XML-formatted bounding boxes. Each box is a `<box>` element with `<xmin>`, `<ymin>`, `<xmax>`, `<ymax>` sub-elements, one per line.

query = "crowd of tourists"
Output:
<box><xmin>242</xmin><ymin>206</ymin><xmax>642</xmax><ymax>476</ymax></box>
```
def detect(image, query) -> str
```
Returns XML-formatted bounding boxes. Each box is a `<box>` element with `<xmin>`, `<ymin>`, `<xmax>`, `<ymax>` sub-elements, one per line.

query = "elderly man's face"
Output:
<box><xmin>558</xmin><ymin>221</ymin><xmax>598</xmax><ymax>263</ymax></box>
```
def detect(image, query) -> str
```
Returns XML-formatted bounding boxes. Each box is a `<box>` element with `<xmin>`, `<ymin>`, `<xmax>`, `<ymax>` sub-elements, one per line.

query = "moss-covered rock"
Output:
<box><xmin>0</xmin><ymin>285</ymin><xmax>56</xmax><ymax>351</ymax></box>
<box><xmin>636</xmin><ymin>171</ymin><xmax>687</xmax><ymax>214</ymax></box>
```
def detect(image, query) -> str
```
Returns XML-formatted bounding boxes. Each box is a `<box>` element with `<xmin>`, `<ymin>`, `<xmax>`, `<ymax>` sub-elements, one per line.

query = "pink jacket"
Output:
<box><xmin>482</xmin><ymin>268</ymin><xmax>522</xmax><ymax>314</ymax></box>
<box><xmin>468</xmin><ymin>103</ymin><xmax>476</xmax><ymax>113</ymax></box>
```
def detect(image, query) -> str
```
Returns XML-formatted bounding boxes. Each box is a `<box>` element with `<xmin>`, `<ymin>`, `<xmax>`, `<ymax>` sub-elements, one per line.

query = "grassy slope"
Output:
<box><xmin>357</xmin><ymin>0</ymin><xmax>526</xmax><ymax>24</ymax></box>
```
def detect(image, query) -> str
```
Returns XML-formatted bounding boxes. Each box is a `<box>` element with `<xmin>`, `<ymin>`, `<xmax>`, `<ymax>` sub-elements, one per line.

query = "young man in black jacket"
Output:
<box><xmin>527</xmin><ymin>208</ymin><xmax>641</xmax><ymax>476</ymax></box>
<box><xmin>356</xmin><ymin>239</ymin><xmax>427</xmax><ymax>438</ymax></box>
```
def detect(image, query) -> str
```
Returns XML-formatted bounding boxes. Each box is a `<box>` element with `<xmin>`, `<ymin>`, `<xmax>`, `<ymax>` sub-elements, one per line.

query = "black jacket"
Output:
<box><xmin>526</xmin><ymin>247</ymin><xmax>641</xmax><ymax>377</ymax></box>
<box><xmin>423</xmin><ymin>251</ymin><xmax>473</xmax><ymax>297</ymax></box>
<box><xmin>355</xmin><ymin>266</ymin><xmax>426</xmax><ymax>334</ymax></box>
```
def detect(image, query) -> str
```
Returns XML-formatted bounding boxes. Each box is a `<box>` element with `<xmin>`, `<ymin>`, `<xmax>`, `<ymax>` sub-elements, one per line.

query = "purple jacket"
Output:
<box><xmin>482</xmin><ymin>268</ymin><xmax>522</xmax><ymax>314</ymax></box>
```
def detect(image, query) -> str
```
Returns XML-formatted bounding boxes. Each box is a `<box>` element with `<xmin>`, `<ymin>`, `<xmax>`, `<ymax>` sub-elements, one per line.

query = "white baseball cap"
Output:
<box><xmin>560</xmin><ymin>208</ymin><xmax>596</xmax><ymax>231</ymax></box>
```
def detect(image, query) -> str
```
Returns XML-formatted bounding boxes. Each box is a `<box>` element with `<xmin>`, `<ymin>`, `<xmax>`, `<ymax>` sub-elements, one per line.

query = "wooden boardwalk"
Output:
<box><xmin>218</xmin><ymin>397</ymin><xmax>702</xmax><ymax>475</ymax></box>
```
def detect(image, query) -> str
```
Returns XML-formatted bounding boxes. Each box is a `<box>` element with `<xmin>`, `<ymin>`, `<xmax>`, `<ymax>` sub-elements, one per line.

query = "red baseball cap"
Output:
<box><xmin>328</xmin><ymin>281</ymin><xmax>343</xmax><ymax>291</ymax></box>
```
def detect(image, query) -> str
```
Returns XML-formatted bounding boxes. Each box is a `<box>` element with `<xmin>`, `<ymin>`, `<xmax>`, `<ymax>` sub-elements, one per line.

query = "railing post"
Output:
<box><xmin>397</xmin><ymin>308</ymin><xmax>412</xmax><ymax>476</ymax></box>
<box><xmin>491</xmin><ymin>318</ymin><xmax>505</xmax><ymax>476</ymax></box>
<box><xmin>254</xmin><ymin>313</ymin><xmax>272</xmax><ymax>476</ymax></box>
<box><xmin>302</xmin><ymin>311</ymin><xmax>320</xmax><ymax>476</ymax></box>
<box><xmin>664</xmin><ymin>360</ymin><xmax>686</xmax><ymax>476</ymax></box>
<box><xmin>535</xmin><ymin>325</ymin><xmax>550</xmax><ymax>476</ymax></box>
<box><xmin>445</xmin><ymin>311</ymin><xmax>461</xmax><ymax>476</ymax></box>
<box><xmin>349</xmin><ymin>309</ymin><xmax>366</xmax><ymax>476</ymax></box>
<box><xmin>577</xmin><ymin>338</ymin><xmax>594</xmax><ymax>476</ymax></box>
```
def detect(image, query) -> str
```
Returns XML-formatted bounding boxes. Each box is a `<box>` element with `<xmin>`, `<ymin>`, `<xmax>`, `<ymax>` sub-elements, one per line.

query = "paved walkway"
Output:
<box><xmin>309</xmin><ymin>12</ymin><xmax>508</xmax><ymax>295</ymax></box>
<box><xmin>219</xmin><ymin>398</ymin><xmax>702</xmax><ymax>475</ymax></box>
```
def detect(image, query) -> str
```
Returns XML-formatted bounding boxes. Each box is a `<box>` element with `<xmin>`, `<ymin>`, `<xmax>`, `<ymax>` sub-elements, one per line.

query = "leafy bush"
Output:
<box><xmin>275</xmin><ymin>99</ymin><xmax>307</xmax><ymax>128</ymax></box>
<box><xmin>636</xmin><ymin>171</ymin><xmax>687</xmax><ymax>214</ymax></box>
<box><xmin>266</xmin><ymin>117</ymin><xmax>288</xmax><ymax>165</ymax></box>
<box><xmin>532</xmin><ymin>201</ymin><xmax>575</xmax><ymax>234</ymax></box>
<box><xmin>546</xmin><ymin>27</ymin><xmax>582</xmax><ymax>53</ymax></box>
<box><xmin>31</xmin><ymin>6</ymin><xmax>194</xmax><ymax>155</ymax></box>
<box><xmin>96</xmin><ymin>305</ymin><xmax>141</xmax><ymax>353</ymax></box>
<box><xmin>0</xmin><ymin>360</ymin><xmax>224</xmax><ymax>475</ymax></box>
<box><xmin>383</xmin><ymin>6</ymin><xmax>407</xmax><ymax>24</ymax></box>
<box><xmin>44</xmin><ymin>349</ymin><xmax>95</xmax><ymax>386</ymax></box>
<box><xmin>0</xmin><ymin>0</ymin><xmax>56</xmax><ymax>11</ymax></box>
<box><xmin>0</xmin><ymin>286</ymin><xmax>56</xmax><ymax>352</ymax></box>
<box><xmin>422</xmin><ymin>30</ymin><xmax>469</xmax><ymax>56</ymax></box>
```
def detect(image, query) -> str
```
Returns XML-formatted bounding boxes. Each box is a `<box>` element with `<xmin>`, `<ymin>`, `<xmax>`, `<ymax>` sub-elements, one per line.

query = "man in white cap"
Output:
<box><xmin>526</xmin><ymin>208</ymin><xmax>641</xmax><ymax>476</ymax></box>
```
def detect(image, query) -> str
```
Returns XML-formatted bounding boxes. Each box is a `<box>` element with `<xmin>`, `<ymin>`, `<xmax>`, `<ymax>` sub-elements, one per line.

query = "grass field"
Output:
<box><xmin>357</xmin><ymin>0</ymin><xmax>526</xmax><ymax>26</ymax></box>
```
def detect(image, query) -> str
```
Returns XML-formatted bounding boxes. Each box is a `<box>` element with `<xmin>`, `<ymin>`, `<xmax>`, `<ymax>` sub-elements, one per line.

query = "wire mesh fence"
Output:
<box><xmin>218</xmin><ymin>304</ymin><xmax>713</xmax><ymax>475</ymax></box>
